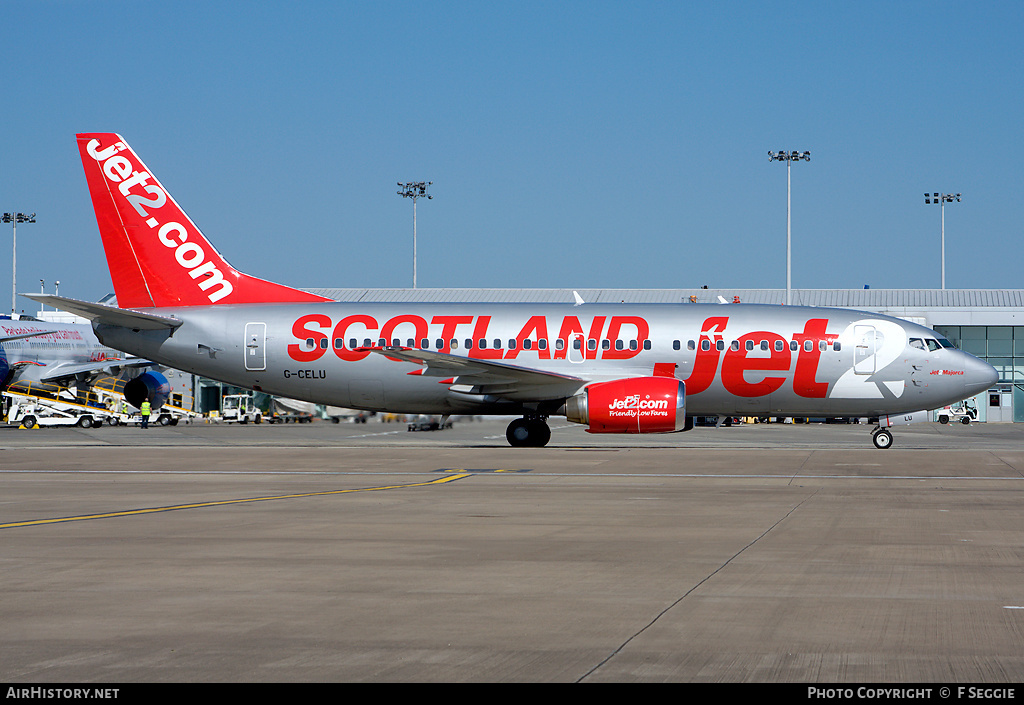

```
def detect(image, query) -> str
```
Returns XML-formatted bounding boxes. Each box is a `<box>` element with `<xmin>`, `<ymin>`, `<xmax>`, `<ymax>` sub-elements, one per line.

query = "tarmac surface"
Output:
<box><xmin>2</xmin><ymin>418</ymin><xmax>1024</xmax><ymax>682</ymax></box>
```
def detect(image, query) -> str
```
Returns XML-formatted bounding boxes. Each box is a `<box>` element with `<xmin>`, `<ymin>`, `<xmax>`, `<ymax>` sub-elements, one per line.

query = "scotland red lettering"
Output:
<box><xmin>285</xmin><ymin>312</ymin><xmax>837</xmax><ymax>399</ymax></box>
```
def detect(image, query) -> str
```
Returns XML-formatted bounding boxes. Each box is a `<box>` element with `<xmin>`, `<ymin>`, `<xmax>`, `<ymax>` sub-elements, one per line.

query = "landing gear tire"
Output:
<box><xmin>872</xmin><ymin>429</ymin><xmax>894</xmax><ymax>449</ymax></box>
<box><xmin>506</xmin><ymin>417</ymin><xmax>551</xmax><ymax>448</ymax></box>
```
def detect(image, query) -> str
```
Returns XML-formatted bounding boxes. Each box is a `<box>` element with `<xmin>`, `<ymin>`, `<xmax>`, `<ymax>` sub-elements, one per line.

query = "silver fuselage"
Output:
<box><xmin>94</xmin><ymin>302</ymin><xmax>997</xmax><ymax>418</ymax></box>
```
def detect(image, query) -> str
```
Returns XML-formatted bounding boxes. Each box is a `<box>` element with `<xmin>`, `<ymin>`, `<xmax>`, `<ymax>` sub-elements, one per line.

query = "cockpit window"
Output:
<box><xmin>937</xmin><ymin>337</ymin><xmax>955</xmax><ymax>349</ymax></box>
<box><xmin>925</xmin><ymin>339</ymin><xmax>942</xmax><ymax>352</ymax></box>
<box><xmin>909</xmin><ymin>338</ymin><xmax>925</xmax><ymax>350</ymax></box>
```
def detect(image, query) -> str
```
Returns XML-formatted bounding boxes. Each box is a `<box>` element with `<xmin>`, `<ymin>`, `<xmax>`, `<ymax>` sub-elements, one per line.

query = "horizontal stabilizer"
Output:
<box><xmin>23</xmin><ymin>295</ymin><xmax>183</xmax><ymax>331</ymax></box>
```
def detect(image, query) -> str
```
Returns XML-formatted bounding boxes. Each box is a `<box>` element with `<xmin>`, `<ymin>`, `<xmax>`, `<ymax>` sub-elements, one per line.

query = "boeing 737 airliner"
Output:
<box><xmin>28</xmin><ymin>133</ymin><xmax>998</xmax><ymax>448</ymax></box>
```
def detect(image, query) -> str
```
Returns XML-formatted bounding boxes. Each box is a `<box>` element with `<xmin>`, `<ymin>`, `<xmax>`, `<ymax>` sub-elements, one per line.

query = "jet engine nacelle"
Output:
<box><xmin>565</xmin><ymin>376</ymin><xmax>686</xmax><ymax>433</ymax></box>
<box><xmin>123</xmin><ymin>371</ymin><xmax>171</xmax><ymax>411</ymax></box>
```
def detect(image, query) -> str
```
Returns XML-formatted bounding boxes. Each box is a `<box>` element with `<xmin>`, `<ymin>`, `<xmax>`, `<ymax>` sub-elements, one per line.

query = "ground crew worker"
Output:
<box><xmin>140</xmin><ymin>398</ymin><xmax>151</xmax><ymax>429</ymax></box>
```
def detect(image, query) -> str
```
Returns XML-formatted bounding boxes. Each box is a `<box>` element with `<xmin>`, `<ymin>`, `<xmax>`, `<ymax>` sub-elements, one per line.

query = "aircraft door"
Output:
<box><xmin>854</xmin><ymin>325</ymin><xmax>878</xmax><ymax>375</ymax></box>
<box><xmin>245</xmin><ymin>322</ymin><xmax>266</xmax><ymax>371</ymax></box>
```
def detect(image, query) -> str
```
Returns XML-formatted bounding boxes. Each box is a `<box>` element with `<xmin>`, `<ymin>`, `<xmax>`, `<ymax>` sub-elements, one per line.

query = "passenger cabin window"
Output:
<box><xmin>700</xmin><ymin>340</ymin><xmax>710</xmax><ymax>351</ymax></box>
<box><xmin>643</xmin><ymin>340</ymin><xmax>651</xmax><ymax>350</ymax></box>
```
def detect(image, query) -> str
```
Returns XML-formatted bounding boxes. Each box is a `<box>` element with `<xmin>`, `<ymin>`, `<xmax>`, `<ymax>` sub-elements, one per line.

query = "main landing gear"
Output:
<box><xmin>506</xmin><ymin>416</ymin><xmax>551</xmax><ymax>447</ymax></box>
<box><xmin>871</xmin><ymin>428</ymin><xmax>894</xmax><ymax>449</ymax></box>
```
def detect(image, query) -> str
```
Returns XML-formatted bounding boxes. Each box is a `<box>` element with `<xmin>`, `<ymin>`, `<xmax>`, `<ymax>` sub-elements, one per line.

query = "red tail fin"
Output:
<box><xmin>76</xmin><ymin>133</ymin><xmax>331</xmax><ymax>309</ymax></box>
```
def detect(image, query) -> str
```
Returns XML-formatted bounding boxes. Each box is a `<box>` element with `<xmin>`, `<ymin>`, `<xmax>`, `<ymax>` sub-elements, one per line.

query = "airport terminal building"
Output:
<box><xmin>309</xmin><ymin>287</ymin><xmax>1024</xmax><ymax>423</ymax></box>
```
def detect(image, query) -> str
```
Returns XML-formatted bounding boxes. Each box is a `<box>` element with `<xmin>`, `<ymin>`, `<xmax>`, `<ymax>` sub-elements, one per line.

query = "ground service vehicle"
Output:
<box><xmin>937</xmin><ymin>398</ymin><xmax>978</xmax><ymax>425</ymax></box>
<box><xmin>221</xmin><ymin>394</ymin><xmax>262</xmax><ymax>424</ymax></box>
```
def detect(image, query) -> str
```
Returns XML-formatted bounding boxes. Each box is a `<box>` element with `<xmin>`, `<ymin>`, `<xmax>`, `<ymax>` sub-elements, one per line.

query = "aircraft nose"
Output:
<box><xmin>962</xmin><ymin>353</ymin><xmax>998</xmax><ymax>397</ymax></box>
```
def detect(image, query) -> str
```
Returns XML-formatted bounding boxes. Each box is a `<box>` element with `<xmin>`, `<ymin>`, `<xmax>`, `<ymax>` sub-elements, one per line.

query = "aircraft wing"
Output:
<box><xmin>360</xmin><ymin>346</ymin><xmax>585</xmax><ymax>399</ymax></box>
<box><xmin>1</xmin><ymin>330</ymin><xmax>57</xmax><ymax>344</ymax></box>
<box><xmin>37</xmin><ymin>357</ymin><xmax>154</xmax><ymax>384</ymax></box>
<box><xmin>23</xmin><ymin>295</ymin><xmax>183</xmax><ymax>331</ymax></box>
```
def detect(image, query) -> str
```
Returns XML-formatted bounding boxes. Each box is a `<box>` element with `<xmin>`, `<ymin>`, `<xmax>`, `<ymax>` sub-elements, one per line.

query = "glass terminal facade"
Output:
<box><xmin>934</xmin><ymin>326</ymin><xmax>1024</xmax><ymax>422</ymax></box>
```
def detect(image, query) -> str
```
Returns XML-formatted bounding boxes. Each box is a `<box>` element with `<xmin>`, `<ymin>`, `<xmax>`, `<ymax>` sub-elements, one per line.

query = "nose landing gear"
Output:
<box><xmin>506</xmin><ymin>416</ymin><xmax>551</xmax><ymax>447</ymax></box>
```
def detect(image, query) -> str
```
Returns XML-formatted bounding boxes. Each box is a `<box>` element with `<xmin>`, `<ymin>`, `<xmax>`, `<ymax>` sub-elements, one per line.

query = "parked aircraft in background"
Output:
<box><xmin>1</xmin><ymin>317</ymin><xmax>164</xmax><ymax>406</ymax></box>
<box><xmin>28</xmin><ymin>133</ymin><xmax>998</xmax><ymax>448</ymax></box>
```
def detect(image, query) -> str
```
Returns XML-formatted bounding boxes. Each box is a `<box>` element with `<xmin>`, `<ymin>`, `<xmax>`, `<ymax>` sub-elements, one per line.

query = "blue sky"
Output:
<box><xmin>1</xmin><ymin>1</ymin><xmax>1022</xmax><ymax>311</ymax></box>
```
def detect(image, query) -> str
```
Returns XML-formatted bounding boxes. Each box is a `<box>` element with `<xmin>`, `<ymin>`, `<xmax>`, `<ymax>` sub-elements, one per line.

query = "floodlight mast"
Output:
<box><xmin>397</xmin><ymin>182</ymin><xmax>432</xmax><ymax>289</ymax></box>
<box><xmin>768</xmin><ymin>151</ymin><xmax>810</xmax><ymax>306</ymax></box>
<box><xmin>2</xmin><ymin>212</ymin><xmax>36</xmax><ymax>316</ymax></box>
<box><xmin>924</xmin><ymin>192</ymin><xmax>960</xmax><ymax>289</ymax></box>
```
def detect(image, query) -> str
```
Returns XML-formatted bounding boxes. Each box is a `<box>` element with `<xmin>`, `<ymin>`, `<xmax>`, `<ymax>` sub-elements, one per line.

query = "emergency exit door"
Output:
<box><xmin>245</xmin><ymin>322</ymin><xmax>266</xmax><ymax>371</ymax></box>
